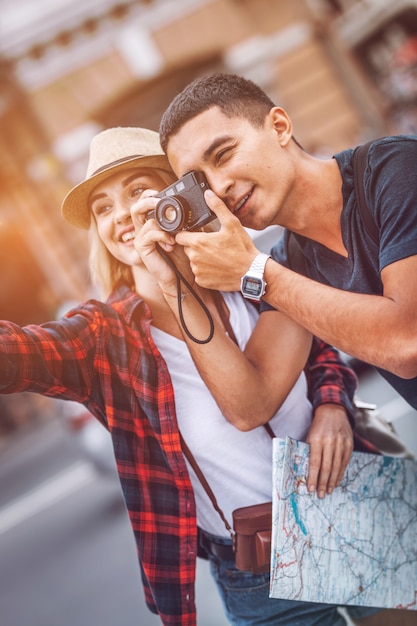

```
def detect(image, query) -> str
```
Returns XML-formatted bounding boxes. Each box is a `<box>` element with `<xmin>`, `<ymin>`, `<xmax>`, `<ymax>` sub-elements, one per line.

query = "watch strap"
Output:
<box><xmin>247</xmin><ymin>252</ymin><xmax>270</xmax><ymax>276</ymax></box>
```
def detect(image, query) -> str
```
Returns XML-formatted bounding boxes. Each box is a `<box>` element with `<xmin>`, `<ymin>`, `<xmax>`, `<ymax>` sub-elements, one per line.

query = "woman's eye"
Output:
<box><xmin>131</xmin><ymin>186</ymin><xmax>145</xmax><ymax>198</ymax></box>
<box><xmin>93</xmin><ymin>204</ymin><xmax>111</xmax><ymax>217</ymax></box>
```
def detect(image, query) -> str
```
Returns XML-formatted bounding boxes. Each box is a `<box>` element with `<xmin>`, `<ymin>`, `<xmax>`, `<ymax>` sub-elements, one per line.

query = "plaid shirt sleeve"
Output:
<box><xmin>305</xmin><ymin>336</ymin><xmax>358</xmax><ymax>426</ymax></box>
<box><xmin>0</xmin><ymin>317</ymin><xmax>98</xmax><ymax>401</ymax></box>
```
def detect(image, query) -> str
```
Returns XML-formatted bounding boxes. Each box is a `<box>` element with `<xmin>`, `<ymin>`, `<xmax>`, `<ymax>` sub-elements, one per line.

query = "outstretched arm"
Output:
<box><xmin>0</xmin><ymin>309</ymin><xmax>102</xmax><ymax>408</ymax></box>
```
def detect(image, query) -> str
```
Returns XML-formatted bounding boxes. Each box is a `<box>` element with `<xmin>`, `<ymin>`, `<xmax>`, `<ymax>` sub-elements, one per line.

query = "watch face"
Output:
<box><xmin>242</xmin><ymin>275</ymin><xmax>262</xmax><ymax>297</ymax></box>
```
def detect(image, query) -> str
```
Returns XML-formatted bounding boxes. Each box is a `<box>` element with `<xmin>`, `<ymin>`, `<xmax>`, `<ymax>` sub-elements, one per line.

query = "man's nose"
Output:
<box><xmin>208</xmin><ymin>172</ymin><xmax>233</xmax><ymax>200</ymax></box>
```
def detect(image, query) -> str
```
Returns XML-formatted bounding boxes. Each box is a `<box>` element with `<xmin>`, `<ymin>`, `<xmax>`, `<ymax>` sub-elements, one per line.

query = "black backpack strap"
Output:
<box><xmin>286</xmin><ymin>231</ymin><xmax>307</xmax><ymax>275</ymax></box>
<box><xmin>352</xmin><ymin>141</ymin><xmax>379</xmax><ymax>244</ymax></box>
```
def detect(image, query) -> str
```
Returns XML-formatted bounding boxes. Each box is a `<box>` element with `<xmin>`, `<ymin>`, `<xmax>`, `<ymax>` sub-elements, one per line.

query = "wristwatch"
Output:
<box><xmin>240</xmin><ymin>253</ymin><xmax>270</xmax><ymax>302</ymax></box>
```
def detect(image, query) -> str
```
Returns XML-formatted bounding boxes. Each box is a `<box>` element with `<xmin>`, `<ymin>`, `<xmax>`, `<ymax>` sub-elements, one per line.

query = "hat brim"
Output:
<box><xmin>61</xmin><ymin>153</ymin><xmax>173</xmax><ymax>229</ymax></box>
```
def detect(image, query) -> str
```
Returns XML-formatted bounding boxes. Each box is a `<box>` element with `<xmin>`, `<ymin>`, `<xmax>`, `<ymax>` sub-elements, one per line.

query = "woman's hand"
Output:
<box><xmin>131</xmin><ymin>191</ymin><xmax>194</xmax><ymax>293</ymax></box>
<box><xmin>305</xmin><ymin>403</ymin><xmax>354</xmax><ymax>499</ymax></box>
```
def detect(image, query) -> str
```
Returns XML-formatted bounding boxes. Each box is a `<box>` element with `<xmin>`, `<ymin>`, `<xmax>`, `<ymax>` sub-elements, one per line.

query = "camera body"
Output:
<box><xmin>148</xmin><ymin>170</ymin><xmax>215</xmax><ymax>233</ymax></box>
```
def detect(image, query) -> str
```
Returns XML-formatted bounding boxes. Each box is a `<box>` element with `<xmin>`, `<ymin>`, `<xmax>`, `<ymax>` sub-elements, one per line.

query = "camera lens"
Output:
<box><xmin>156</xmin><ymin>196</ymin><xmax>187</xmax><ymax>232</ymax></box>
<box><xmin>162</xmin><ymin>205</ymin><xmax>178</xmax><ymax>224</ymax></box>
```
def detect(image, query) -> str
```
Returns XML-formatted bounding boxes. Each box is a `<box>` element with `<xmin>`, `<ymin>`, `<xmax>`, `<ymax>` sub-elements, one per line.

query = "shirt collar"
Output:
<box><xmin>106</xmin><ymin>283</ymin><xmax>146</xmax><ymax>325</ymax></box>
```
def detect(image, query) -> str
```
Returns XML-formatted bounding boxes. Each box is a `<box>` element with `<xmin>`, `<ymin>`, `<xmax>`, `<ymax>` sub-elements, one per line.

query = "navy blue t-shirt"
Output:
<box><xmin>265</xmin><ymin>135</ymin><xmax>417</xmax><ymax>409</ymax></box>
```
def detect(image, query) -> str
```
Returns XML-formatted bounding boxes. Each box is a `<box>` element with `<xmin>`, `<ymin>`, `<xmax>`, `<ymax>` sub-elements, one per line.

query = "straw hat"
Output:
<box><xmin>61</xmin><ymin>127</ymin><xmax>173</xmax><ymax>229</ymax></box>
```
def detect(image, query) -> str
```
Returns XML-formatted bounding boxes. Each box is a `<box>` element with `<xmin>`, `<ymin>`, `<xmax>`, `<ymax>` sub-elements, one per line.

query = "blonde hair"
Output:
<box><xmin>88</xmin><ymin>218</ymin><xmax>133</xmax><ymax>298</ymax></box>
<box><xmin>87</xmin><ymin>167</ymin><xmax>176</xmax><ymax>299</ymax></box>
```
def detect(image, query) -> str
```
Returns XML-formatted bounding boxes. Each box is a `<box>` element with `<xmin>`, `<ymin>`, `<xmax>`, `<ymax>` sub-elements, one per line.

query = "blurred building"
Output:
<box><xmin>1</xmin><ymin>0</ymin><xmax>416</xmax><ymax>322</ymax></box>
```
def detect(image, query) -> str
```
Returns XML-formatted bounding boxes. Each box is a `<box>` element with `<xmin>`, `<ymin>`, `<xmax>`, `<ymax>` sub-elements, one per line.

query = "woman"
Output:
<box><xmin>0</xmin><ymin>127</ymin><xmax>379</xmax><ymax>626</ymax></box>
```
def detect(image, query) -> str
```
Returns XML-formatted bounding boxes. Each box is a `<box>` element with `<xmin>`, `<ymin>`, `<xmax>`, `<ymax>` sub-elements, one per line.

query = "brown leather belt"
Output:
<box><xmin>199</xmin><ymin>531</ymin><xmax>235</xmax><ymax>561</ymax></box>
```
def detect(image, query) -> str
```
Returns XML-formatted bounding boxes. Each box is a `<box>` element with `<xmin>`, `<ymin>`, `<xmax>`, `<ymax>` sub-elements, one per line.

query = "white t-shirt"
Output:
<box><xmin>150</xmin><ymin>291</ymin><xmax>312</xmax><ymax>537</ymax></box>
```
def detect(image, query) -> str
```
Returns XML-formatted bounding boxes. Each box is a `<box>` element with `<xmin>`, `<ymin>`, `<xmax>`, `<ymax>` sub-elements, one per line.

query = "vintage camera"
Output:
<box><xmin>147</xmin><ymin>170</ymin><xmax>215</xmax><ymax>233</ymax></box>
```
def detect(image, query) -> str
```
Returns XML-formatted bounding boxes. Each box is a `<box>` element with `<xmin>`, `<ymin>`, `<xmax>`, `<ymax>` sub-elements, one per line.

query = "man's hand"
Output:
<box><xmin>305</xmin><ymin>403</ymin><xmax>354</xmax><ymax>499</ymax></box>
<box><xmin>175</xmin><ymin>190</ymin><xmax>259</xmax><ymax>290</ymax></box>
<box><xmin>131</xmin><ymin>192</ymin><xmax>193</xmax><ymax>292</ymax></box>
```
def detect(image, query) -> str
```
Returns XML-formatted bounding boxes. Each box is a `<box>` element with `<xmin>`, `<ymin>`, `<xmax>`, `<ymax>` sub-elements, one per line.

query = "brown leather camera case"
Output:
<box><xmin>232</xmin><ymin>502</ymin><xmax>272</xmax><ymax>574</ymax></box>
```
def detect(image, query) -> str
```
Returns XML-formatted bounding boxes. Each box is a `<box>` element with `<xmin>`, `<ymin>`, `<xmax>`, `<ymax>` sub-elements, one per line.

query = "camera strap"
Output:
<box><xmin>158</xmin><ymin>245</ymin><xmax>215</xmax><ymax>344</ymax></box>
<box><xmin>179</xmin><ymin>431</ymin><xmax>235</xmax><ymax>539</ymax></box>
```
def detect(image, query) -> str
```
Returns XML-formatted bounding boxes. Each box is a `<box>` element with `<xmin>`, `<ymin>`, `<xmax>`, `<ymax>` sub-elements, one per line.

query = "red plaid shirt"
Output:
<box><xmin>0</xmin><ymin>284</ymin><xmax>357</xmax><ymax>625</ymax></box>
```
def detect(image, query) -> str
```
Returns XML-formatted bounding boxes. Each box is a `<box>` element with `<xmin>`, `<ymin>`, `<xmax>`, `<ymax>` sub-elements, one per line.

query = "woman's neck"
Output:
<box><xmin>132</xmin><ymin>265</ymin><xmax>186</xmax><ymax>338</ymax></box>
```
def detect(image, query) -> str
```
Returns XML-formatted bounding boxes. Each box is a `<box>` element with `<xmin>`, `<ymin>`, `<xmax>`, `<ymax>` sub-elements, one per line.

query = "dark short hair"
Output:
<box><xmin>159</xmin><ymin>72</ymin><xmax>275</xmax><ymax>152</ymax></box>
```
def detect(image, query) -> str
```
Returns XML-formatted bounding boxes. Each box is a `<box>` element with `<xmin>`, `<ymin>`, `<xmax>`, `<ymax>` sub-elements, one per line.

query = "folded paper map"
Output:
<box><xmin>270</xmin><ymin>437</ymin><xmax>417</xmax><ymax>610</ymax></box>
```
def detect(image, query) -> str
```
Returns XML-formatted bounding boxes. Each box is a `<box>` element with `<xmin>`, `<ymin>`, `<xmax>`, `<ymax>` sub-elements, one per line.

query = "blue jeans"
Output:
<box><xmin>201</xmin><ymin>531</ymin><xmax>381</xmax><ymax>626</ymax></box>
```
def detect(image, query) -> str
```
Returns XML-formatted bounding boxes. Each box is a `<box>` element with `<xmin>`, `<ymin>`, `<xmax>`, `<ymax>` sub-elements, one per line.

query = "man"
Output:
<box><xmin>158</xmin><ymin>72</ymin><xmax>417</xmax><ymax>410</ymax></box>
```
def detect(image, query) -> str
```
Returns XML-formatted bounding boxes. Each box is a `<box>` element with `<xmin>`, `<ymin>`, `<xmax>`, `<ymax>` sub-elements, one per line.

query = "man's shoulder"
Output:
<box><xmin>370</xmin><ymin>134</ymin><xmax>417</xmax><ymax>147</ymax></box>
<box><xmin>335</xmin><ymin>134</ymin><xmax>417</xmax><ymax>165</ymax></box>
<box><xmin>367</xmin><ymin>134</ymin><xmax>417</xmax><ymax>160</ymax></box>
<box><xmin>364</xmin><ymin>135</ymin><xmax>417</xmax><ymax>190</ymax></box>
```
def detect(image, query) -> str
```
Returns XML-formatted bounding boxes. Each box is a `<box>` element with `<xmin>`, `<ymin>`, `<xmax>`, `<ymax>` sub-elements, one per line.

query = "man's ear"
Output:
<box><xmin>268</xmin><ymin>107</ymin><xmax>293</xmax><ymax>147</ymax></box>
